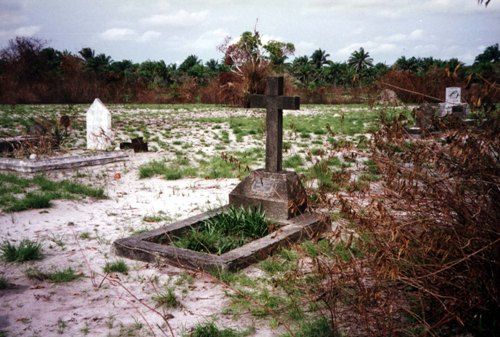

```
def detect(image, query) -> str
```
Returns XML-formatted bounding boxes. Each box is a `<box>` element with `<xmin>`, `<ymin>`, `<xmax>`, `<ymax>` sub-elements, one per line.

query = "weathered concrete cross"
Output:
<box><xmin>250</xmin><ymin>77</ymin><xmax>300</xmax><ymax>172</ymax></box>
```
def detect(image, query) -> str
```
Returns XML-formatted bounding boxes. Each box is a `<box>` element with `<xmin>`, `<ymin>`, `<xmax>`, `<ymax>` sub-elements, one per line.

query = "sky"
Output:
<box><xmin>0</xmin><ymin>0</ymin><xmax>499</xmax><ymax>66</ymax></box>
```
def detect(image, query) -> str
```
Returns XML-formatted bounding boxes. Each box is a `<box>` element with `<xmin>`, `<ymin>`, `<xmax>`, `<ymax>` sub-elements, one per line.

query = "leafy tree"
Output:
<box><xmin>348</xmin><ymin>47</ymin><xmax>373</xmax><ymax>74</ymax></box>
<box><xmin>263</xmin><ymin>40</ymin><xmax>295</xmax><ymax>67</ymax></box>
<box><xmin>310</xmin><ymin>49</ymin><xmax>330</xmax><ymax>69</ymax></box>
<box><xmin>474</xmin><ymin>43</ymin><xmax>500</xmax><ymax>64</ymax></box>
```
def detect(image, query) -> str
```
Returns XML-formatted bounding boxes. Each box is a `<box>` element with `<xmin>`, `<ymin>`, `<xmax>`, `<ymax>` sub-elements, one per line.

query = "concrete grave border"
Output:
<box><xmin>0</xmin><ymin>151</ymin><xmax>128</xmax><ymax>173</ymax></box>
<box><xmin>113</xmin><ymin>205</ymin><xmax>329</xmax><ymax>271</ymax></box>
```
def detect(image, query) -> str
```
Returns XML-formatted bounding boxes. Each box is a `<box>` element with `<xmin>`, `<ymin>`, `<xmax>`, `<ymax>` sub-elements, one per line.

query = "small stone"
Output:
<box><xmin>29</xmin><ymin>154</ymin><xmax>37</xmax><ymax>160</ymax></box>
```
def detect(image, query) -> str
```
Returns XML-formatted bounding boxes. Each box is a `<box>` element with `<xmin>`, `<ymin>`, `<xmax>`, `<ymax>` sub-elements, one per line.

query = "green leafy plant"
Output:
<box><xmin>1</xmin><ymin>240</ymin><xmax>43</xmax><ymax>262</ymax></box>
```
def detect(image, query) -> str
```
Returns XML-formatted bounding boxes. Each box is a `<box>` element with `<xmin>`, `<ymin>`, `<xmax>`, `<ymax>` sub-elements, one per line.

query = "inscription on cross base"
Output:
<box><xmin>249</xmin><ymin>77</ymin><xmax>300</xmax><ymax>172</ymax></box>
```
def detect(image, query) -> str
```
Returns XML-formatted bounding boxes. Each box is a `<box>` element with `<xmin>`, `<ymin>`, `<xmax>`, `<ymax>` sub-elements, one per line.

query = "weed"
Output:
<box><xmin>185</xmin><ymin>321</ymin><xmax>252</xmax><ymax>337</ymax></box>
<box><xmin>0</xmin><ymin>275</ymin><xmax>9</xmax><ymax>289</ymax></box>
<box><xmin>153</xmin><ymin>287</ymin><xmax>178</xmax><ymax>308</ymax></box>
<box><xmin>47</xmin><ymin>267</ymin><xmax>81</xmax><ymax>283</ymax></box>
<box><xmin>0</xmin><ymin>173</ymin><xmax>104</xmax><ymax>212</ymax></box>
<box><xmin>283</xmin><ymin>154</ymin><xmax>304</xmax><ymax>171</ymax></box>
<box><xmin>1</xmin><ymin>240</ymin><xmax>43</xmax><ymax>262</ymax></box>
<box><xmin>57</xmin><ymin>318</ymin><xmax>66</xmax><ymax>334</ymax></box>
<box><xmin>103</xmin><ymin>260</ymin><xmax>129</xmax><ymax>274</ymax></box>
<box><xmin>280</xmin><ymin>316</ymin><xmax>336</xmax><ymax>337</ymax></box>
<box><xmin>79</xmin><ymin>232</ymin><xmax>92</xmax><ymax>240</ymax></box>
<box><xmin>26</xmin><ymin>267</ymin><xmax>81</xmax><ymax>283</ymax></box>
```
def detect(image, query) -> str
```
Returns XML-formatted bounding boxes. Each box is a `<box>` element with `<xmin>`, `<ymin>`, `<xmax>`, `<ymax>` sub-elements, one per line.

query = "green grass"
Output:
<box><xmin>1</xmin><ymin>240</ymin><xmax>43</xmax><ymax>262</ymax></box>
<box><xmin>26</xmin><ymin>267</ymin><xmax>81</xmax><ymax>283</ymax></box>
<box><xmin>171</xmin><ymin>206</ymin><xmax>271</xmax><ymax>255</ymax></box>
<box><xmin>0</xmin><ymin>275</ymin><xmax>9</xmax><ymax>289</ymax></box>
<box><xmin>0</xmin><ymin>173</ymin><xmax>105</xmax><ymax>212</ymax></box>
<box><xmin>185</xmin><ymin>321</ymin><xmax>252</xmax><ymax>337</ymax></box>
<box><xmin>280</xmin><ymin>316</ymin><xmax>335</xmax><ymax>337</ymax></box>
<box><xmin>283</xmin><ymin>154</ymin><xmax>304</xmax><ymax>171</ymax></box>
<box><xmin>153</xmin><ymin>287</ymin><xmax>178</xmax><ymax>308</ymax></box>
<box><xmin>103</xmin><ymin>260</ymin><xmax>129</xmax><ymax>274</ymax></box>
<box><xmin>138</xmin><ymin>159</ymin><xmax>196</xmax><ymax>179</ymax></box>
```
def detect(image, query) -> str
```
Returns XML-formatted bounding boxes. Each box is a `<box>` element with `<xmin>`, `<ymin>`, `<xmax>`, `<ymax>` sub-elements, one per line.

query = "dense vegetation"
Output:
<box><xmin>0</xmin><ymin>33</ymin><xmax>498</xmax><ymax>106</ymax></box>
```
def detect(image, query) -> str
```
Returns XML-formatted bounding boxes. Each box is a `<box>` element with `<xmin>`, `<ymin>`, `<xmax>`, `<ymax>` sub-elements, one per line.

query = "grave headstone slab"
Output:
<box><xmin>86</xmin><ymin>98</ymin><xmax>112</xmax><ymax>150</ymax></box>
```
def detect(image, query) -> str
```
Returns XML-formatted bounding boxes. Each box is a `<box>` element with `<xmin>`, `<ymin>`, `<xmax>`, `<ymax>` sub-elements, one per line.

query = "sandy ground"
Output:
<box><xmin>0</xmin><ymin>152</ymin><xmax>283</xmax><ymax>337</ymax></box>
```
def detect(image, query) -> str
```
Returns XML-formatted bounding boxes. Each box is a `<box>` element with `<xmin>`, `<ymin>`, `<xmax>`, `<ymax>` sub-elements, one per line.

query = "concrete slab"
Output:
<box><xmin>0</xmin><ymin>151</ymin><xmax>128</xmax><ymax>173</ymax></box>
<box><xmin>113</xmin><ymin>205</ymin><xmax>330</xmax><ymax>271</ymax></box>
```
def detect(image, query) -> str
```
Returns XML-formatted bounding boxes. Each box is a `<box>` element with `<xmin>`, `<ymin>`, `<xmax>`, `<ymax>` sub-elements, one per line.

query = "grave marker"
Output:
<box><xmin>439</xmin><ymin>87</ymin><xmax>468</xmax><ymax>118</ymax></box>
<box><xmin>230</xmin><ymin>76</ymin><xmax>306</xmax><ymax>220</ymax></box>
<box><xmin>249</xmin><ymin>77</ymin><xmax>300</xmax><ymax>172</ymax></box>
<box><xmin>86</xmin><ymin>98</ymin><xmax>112</xmax><ymax>150</ymax></box>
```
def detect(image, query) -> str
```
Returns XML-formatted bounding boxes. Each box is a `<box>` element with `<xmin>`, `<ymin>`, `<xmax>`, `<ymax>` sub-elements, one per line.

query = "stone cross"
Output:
<box><xmin>249</xmin><ymin>77</ymin><xmax>300</xmax><ymax>172</ymax></box>
<box><xmin>86</xmin><ymin>98</ymin><xmax>112</xmax><ymax>150</ymax></box>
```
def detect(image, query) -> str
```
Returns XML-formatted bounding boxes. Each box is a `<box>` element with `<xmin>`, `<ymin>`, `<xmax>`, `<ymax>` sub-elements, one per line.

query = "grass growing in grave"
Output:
<box><xmin>1</xmin><ymin>240</ymin><xmax>43</xmax><ymax>262</ymax></box>
<box><xmin>0</xmin><ymin>173</ymin><xmax>105</xmax><ymax>212</ymax></box>
<box><xmin>170</xmin><ymin>206</ymin><xmax>272</xmax><ymax>255</ymax></box>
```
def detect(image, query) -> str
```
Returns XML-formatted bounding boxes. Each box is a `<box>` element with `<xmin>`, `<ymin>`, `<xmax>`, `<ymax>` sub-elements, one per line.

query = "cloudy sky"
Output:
<box><xmin>1</xmin><ymin>0</ymin><xmax>499</xmax><ymax>65</ymax></box>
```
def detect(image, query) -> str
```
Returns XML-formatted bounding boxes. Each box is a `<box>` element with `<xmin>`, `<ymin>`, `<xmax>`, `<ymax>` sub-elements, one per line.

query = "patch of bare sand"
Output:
<box><xmin>0</xmin><ymin>152</ymin><xmax>283</xmax><ymax>337</ymax></box>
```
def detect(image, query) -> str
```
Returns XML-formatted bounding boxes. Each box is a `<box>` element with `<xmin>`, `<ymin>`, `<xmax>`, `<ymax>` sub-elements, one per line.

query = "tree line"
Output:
<box><xmin>0</xmin><ymin>32</ymin><xmax>498</xmax><ymax>105</ymax></box>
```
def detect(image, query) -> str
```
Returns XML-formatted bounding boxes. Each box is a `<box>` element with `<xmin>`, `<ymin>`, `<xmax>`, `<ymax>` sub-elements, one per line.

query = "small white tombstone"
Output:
<box><xmin>439</xmin><ymin>87</ymin><xmax>468</xmax><ymax>117</ymax></box>
<box><xmin>86</xmin><ymin>98</ymin><xmax>113</xmax><ymax>150</ymax></box>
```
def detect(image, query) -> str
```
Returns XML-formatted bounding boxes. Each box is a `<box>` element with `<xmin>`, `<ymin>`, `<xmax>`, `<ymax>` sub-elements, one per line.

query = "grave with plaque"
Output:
<box><xmin>438</xmin><ymin>87</ymin><xmax>469</xmax><ymax>118</ymax></box>
<box><xmin>114</xmin><ymin>76</ymin><xmax>329</xmax><ymax>271</ymax></box>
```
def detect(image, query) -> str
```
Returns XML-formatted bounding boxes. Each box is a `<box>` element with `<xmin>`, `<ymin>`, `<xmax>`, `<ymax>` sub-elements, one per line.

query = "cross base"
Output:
<box><xmin>229</xmin><ymin>169</ymin><xmax>307</xmax><ymax>220</ymax></box>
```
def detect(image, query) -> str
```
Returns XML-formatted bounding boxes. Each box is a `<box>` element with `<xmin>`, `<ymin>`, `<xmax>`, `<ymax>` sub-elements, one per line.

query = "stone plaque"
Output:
<box><xmin>86</xmin><ymin>98</ymin><xmax>112</xmax><ymax>150</ymax></box>
<box><xmin>251</xmin><ymin>178</ymin><xmax>276</xmax><ymax>196</ymax></box>
<box><xmin>446</xmin><ymin>87</ymin><xmax>461</xmax><ymax>104</ymax></box>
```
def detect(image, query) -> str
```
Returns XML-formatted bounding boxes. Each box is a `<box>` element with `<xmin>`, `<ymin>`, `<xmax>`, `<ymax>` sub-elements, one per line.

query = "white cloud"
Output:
<box><xmin>141</xmin><ymin>10</ymin><xmax>209</xmax><ymax>27</ymax></box>
<box><xmin>100</xmin><ymin>28</ymin><xmax>137</xmax><ymax>41</ymax></box>
<box><xmin>138</xmin><ymin>30</ymin><xmax>161</xmax><ymax>42</ymax></box>
<box><xmin>14</xmin><ymin>25</ymin><xmax>40</xmax><ymax>36</ymax></box>
<box><xmin>188</xmin><ymin>28</ymin><xmax>229</xmax><ymax>51</ymax></box>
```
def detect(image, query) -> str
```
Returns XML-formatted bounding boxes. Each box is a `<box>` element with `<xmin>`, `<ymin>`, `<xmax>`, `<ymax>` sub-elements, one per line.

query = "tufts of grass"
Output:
<box><xmin>153</xmin><ymin>287</ymin><xmax>178</xmax><ymax>308</ymax></box>
<box><xmin>0</xmin><ymin>173</ymin><xmax>105</xmax><ymax>212</ymax></box>
<box><xmin>103</xmin><ymin>260</ymin><xmax>129</xmax><ymax>274</ymax></box>
<box><xmin>1</xmin><ymin>240</ymin><xmax>43</xmax><ymax>263</ymax></box>
<box><xmin>172</xmin><ymin>206</ymin><xmax>271</xmax><ymax>255</ymax></box>
<box><xmin>26</xmin><ymin>267</ymin><xmax>81</xmax><ymax>283</ymax></box>
<box><xmin>280</xmin><ymin>316</ymin><xmax>336</xmax><ymax>337</ymax></box>
<box><xmin>283</xmin><ymin>154</ymin><xmax>304</xmax><ymax>171</ymax></box>
<box><xmin>139</xmin><ymin>159</ymin><xmax>196</xmax><ymax>180</ymax></box>
<box><xmin>0</xmin><ymin>275</ymin><xmax>9</xmax><ymax>289</ymax></box>
<box><xmin>185</xmin><ymin>321</ymin><xmax>252</xmax><ymax>337</ymax></box>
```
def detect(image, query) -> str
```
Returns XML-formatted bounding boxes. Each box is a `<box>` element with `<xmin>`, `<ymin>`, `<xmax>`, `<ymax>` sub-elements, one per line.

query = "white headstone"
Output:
<box><xmin>445</xmin><ymin>87</ymin><xmax>461</xmax><ymax>104</ymax></box>
<box><xmin>86</xmin><ymin>98</ymin><xmax>112</xmax><ymax>150</ymax></box>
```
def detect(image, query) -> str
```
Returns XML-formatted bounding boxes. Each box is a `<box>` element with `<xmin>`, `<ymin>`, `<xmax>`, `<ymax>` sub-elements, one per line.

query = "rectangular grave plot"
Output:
<box><xmin>113</xmin><ymin>207</ymin><xmax>329</xmax><ymax>271</ymax></box>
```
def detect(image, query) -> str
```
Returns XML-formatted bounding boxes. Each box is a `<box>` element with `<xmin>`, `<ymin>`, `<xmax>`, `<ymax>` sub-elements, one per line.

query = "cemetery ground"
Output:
<box><xmin>0</xmin><ymin>103</ymin><xmax>498</xmax><ymax>337</ymax></box>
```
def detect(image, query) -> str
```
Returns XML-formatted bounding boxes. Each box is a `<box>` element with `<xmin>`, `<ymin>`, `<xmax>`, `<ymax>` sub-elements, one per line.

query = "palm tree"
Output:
<box><xmin>348</xmin><ymin>47</ymin><xmax>373</xmax><ymax>74</ymax></box>
<box><xmin>310</xmin><ymin>49</ymin><xmax>330</xmax><ymax>69</ymax></box>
